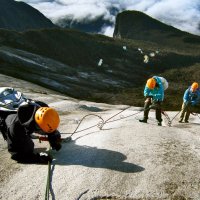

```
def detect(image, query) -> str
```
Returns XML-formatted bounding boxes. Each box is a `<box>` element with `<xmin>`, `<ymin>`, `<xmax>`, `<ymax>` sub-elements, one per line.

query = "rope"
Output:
<box><xmin>161</xmin><ymin>110</ymin><xmax>172</xmax><ymax>126</ymax></box>
<box><xmin>104</xmin><ymin>106</ymin><xmax>132</xmax><ymax>123</ymax></box>
<box><xmin>105</xmin><ymin>109</ymin><xmax>143</xmax><ymax>124</ymax></box>
<box><xmin>69</xmin><ymin>106</ymin><xmax>183</xmax><ymax>137</ymax></box>
<box><xmin>43</xmin><ymin>104</ymin><xmax>200</xmax><ymax>199</ymax></box>
<box><xmin>167</xmin><ymin>110</ymin><xmax>182</xmax><ymax>125</ymax></box>
<box><xmin>70</xmin><ymin>106</ymin><xmax>144</xmax><ymax>136</ymax></box>
<box><xmin>45</xmin><ymin>148</ymin><xmax>52</xmax><ymax>200</ymax></box>
<box><xmin>43</xmin><ymin>106</ymin><xmax>143</xmax><ymax>199</ymax></box>
<box><xmin>69</xmin><ymin>114</ymin><xmax>105</xmax><ymax>137</ymax></box>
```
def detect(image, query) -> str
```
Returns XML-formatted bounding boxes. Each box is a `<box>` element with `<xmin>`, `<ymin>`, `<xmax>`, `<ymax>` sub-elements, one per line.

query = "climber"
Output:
<box><xmin>139</xmin><ymin>76</ymin><xmax>167</xmax><ymax>126</ymax></box>
<box><xmin>0</xmin><ymin>103</ymin><xmax>62</xmax><ymax>164</ymax></box>
<box><xmin>179</xmin><ymin>82</ymin><xmax>200</xmax><ymax>123</ymax></box>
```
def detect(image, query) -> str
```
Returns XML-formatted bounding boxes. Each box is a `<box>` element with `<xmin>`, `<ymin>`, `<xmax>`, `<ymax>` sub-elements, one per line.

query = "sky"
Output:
<box><xmin>15</xmin><ymin>0</ymin><xmax>200</xmax><ymax>37</ymax></box>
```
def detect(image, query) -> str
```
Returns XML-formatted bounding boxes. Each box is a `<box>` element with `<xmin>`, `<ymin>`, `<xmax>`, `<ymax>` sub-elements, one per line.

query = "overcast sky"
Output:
<box><xmin>15</xmin><ymin>0</ymin><xmax>200</xmax><ymax>36</ymax></box>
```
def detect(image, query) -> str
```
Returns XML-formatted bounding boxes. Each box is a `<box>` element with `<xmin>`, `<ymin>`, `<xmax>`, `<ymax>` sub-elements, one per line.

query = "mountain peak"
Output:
<box><xmin>0</xmin><ymin>0</ymin><xmax>56</xmax><ymax>31</ymax></box>
<box><xmin>113</xmin><ymin>10</ymin><xmax>187</xmax><ymax>42</ymax></box>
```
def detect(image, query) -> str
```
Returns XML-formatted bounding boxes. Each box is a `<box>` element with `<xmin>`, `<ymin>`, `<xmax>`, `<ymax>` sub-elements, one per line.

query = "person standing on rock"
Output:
<box><xmin>139</xmin><ymin>76</ymin><xmax>167</xmax><ymax>126</ymax></box>
<box><xmin>179</xmin><ymin>82</ymin><xmax>200</xmax><ymax>123</ymax></box>
<box><xmin>0</xmin><ymin>103</ymin><xmax>62</xmax><ymax>164</ymax></box>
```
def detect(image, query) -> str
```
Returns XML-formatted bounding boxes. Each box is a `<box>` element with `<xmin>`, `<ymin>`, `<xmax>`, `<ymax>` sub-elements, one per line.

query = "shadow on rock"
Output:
<box><xmin>53</xmin><ymin>140</ymin><xmax>145</xmax><ymax>173</ymax></box>
<box><xmin>173</xmin><ymin>122</ymin><xmax>200</xmax><ymax>128</ymax></box>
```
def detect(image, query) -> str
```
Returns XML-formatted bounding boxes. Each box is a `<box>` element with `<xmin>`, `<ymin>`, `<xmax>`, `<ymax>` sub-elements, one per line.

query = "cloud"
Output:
<box><xmin>100</xmin><ymin>26</ymin><xmax>115</xmax><ymax>37</ymax></box>
<box><xmin>15</xmin><ymin>0</ymin><xmax>200</xmax><ymax>36</ymax></box>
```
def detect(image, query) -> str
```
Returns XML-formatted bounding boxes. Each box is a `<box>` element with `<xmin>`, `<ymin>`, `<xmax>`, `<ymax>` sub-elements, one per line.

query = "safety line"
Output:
<box><xmin>45</xmin><ymin>148</ymin><xmax>51</xmax><ymax>200</ymax></box>
<box><xmin>70</xmin><ymin>114</ymin><xmax>105</xmax><ymax>137</ymax></box>
<box><xmin>68</xmin><ymin>107</ymin><xmax>184</xmax><ymax>137</ymax></box>
<box><xmin>104</xmin><ymin>106</ymin><xmax>132</xmax><ymax>123</ymax></box>
<box><xmin>44</xmin><ymin>105</ymin><xmax>198</xmax><ymax>200</ymax></box>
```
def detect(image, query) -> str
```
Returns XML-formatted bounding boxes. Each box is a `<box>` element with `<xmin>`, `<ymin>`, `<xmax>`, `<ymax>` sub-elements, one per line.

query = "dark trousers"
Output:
<box><xmin>5</xmin><ymin>114</ymin><xmax>35</xmax><ymax>162</ymax></box>
<box><xmin>143</xmin><ymin>100</ymin><xmax>162</xmax><ymax>122</ymax></box>
<box><xmin>180</xmin><ymin>102</ymin><xmax>200</xmax><ymax>121</ymax></box>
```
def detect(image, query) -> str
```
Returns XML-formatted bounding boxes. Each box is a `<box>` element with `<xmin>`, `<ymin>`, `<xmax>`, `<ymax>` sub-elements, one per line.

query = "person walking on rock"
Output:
<box><xmin>179</xmin><ymin>82</ymin><xmax>200</xmax><ymax>123</ymax></box>
<box><xmin>139</xmin><ymin>76</ymin><xmax>166</xmax><ymax>126</ymax></box>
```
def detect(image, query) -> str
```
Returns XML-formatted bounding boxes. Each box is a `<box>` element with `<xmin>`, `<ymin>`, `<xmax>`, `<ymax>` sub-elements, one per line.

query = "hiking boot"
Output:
<box><xmin>158</xmin><ymin>122</ymin><xmax>162</xmax><ymax>126</ymax></box>
<box><xmin>12</xmin><ymin>153</ymin><xmax>52</xmax><ymax>164</ymax></box>
<box><xmin>184</xmin><ymin>120</ymin><xmax>189</xmax><ymax>123</ymax></box>
<box><xmin>139</xmin><ymin>119</ymin><xmax>147</xmax><ymax>123</ymax></box>
<box><xmin>178</xmin><ymin>119</ymin><xmax>183</xmax><ymax>123</ymax></box>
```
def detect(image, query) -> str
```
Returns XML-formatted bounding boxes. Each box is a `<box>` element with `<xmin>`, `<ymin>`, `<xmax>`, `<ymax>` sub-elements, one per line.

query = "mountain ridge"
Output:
<box><xmin>0</xmin><ymin>5</ymin><xmax>200</xmax><ymax>110</ymax></box>
<box><xmin>113</xmin><ymin>10</ymin><xmax>200</xmax><ymax>45</ymax></box>
<box><xmin>0</xmin><ymin>0</ymin><xmax>56</xmax><ymax>31</ymax></box>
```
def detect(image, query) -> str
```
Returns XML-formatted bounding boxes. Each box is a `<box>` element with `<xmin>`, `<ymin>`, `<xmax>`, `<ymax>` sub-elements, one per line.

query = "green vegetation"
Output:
<box><xmin>0</xmin><ymin>11</ymin><xmax>200</xmax><ymax>111</ymax></box>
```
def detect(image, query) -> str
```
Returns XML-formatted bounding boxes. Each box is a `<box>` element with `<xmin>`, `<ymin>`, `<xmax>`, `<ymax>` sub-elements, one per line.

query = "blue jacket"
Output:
<box><xmin>144</xmin><ymin>76</ymin><xmax>164</xmax><ymax>101</ymax></box>
<box><xmin>183</xmin><ymin>87</ymin><xmax>200</xmax><ymax>105</ymax></box>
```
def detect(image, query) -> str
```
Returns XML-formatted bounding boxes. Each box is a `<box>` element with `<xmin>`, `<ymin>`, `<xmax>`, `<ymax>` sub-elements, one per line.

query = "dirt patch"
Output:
<box><xmin>171</xmin><ymin>195</ymin><xmax>188</xmax><ymax>200</ymax></box>
<box><xmin>164</xmin><ymin>182</ymin><xmax>178</xmax><ymax>195</ymax></box>
<box><xmin>0</xmin><ymin>149</ymin><xmax>21</xmax><ymax>185</ymax></box>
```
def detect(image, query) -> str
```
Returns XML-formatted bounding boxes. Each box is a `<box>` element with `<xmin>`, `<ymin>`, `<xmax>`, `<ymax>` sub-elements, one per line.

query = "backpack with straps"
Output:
<box><xmin>158</xmin><ymin>77</ymin><xmax>168</xmax><ymax>90</ymax></box>
<box><xmin>0</xmin><ymin>87</ymin><xmax>28</xmax><ymax>111</ymax></box>
<box><xmin>0</xmin><ymin>87</ymin><xmax>28</xmax><ymax>140</ymax></box>
<box><xmin>0</xmin><ymin>87</ymin><xmax>48</xmax><ymax>140</ymax></box>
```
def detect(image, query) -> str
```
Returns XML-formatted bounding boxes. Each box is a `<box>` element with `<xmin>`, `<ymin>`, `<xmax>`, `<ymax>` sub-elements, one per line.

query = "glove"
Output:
<box><xmin>48</xmin><ymin>130</ymin><xmax>62</xmax><ymax>151</ymax></box>
<box><xmin>191</xmin><ymin>101</ymin><xmax>196</xmax><ymax>106</ymax></box>
<box><xmin>38</xmin><ymin>153</ymin><xmax>53</xmax><ymax>164</ymax></box>
<box><xmin>150</xmin><ymin>101</ymin><xmax>161</xmax><ymax>109</ymax></box>
<box><xmin>145</xmin><ymin>98</ymin><xmax>151</xmax><ymax>103</ymax></box>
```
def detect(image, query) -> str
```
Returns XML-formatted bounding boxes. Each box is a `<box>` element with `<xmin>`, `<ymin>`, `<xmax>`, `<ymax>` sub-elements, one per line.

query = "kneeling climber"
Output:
<box><xmin>0</xmin><ymin>103</ymin><xmax>62</xmax><ymax>164</ymax></box>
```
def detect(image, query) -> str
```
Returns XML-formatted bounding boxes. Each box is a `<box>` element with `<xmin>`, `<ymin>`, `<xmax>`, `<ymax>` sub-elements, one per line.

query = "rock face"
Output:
<box><xmin>0</xmin><ymin>73</ymin><xmax>200</xmax><ymax>200</ymax></box>
<box><xmin>0</xmin><ymin>0</ymin><xmax>56</xmax><ymax>31</ymax></box>
<box><xmin>113</xmin><ymin>10</ymin><xmax>196</xmax><ymax>44</ymax></box>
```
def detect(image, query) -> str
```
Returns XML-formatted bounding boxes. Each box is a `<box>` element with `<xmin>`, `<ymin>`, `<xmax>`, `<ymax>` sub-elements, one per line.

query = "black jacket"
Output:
<box><xmin>5</xmin><ymin>104</ymin><xmax>40</xmax><ymax>155</ymax></box>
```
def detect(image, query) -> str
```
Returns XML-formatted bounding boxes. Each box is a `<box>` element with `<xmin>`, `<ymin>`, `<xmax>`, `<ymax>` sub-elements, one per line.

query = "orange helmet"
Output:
<box><xmin>191</xmin><ymin>82</ymin><xmax>198</xmax><ymax>91</ymax></box>
<box><xmin>146</xmin><ymin>78</ymin><xmax>156</xmax><ymax>89</ymax></box>
<box><xmin>35</xmin><ymin>107</ymin><xmax>60</xmax><ymax>133</ymax></box>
